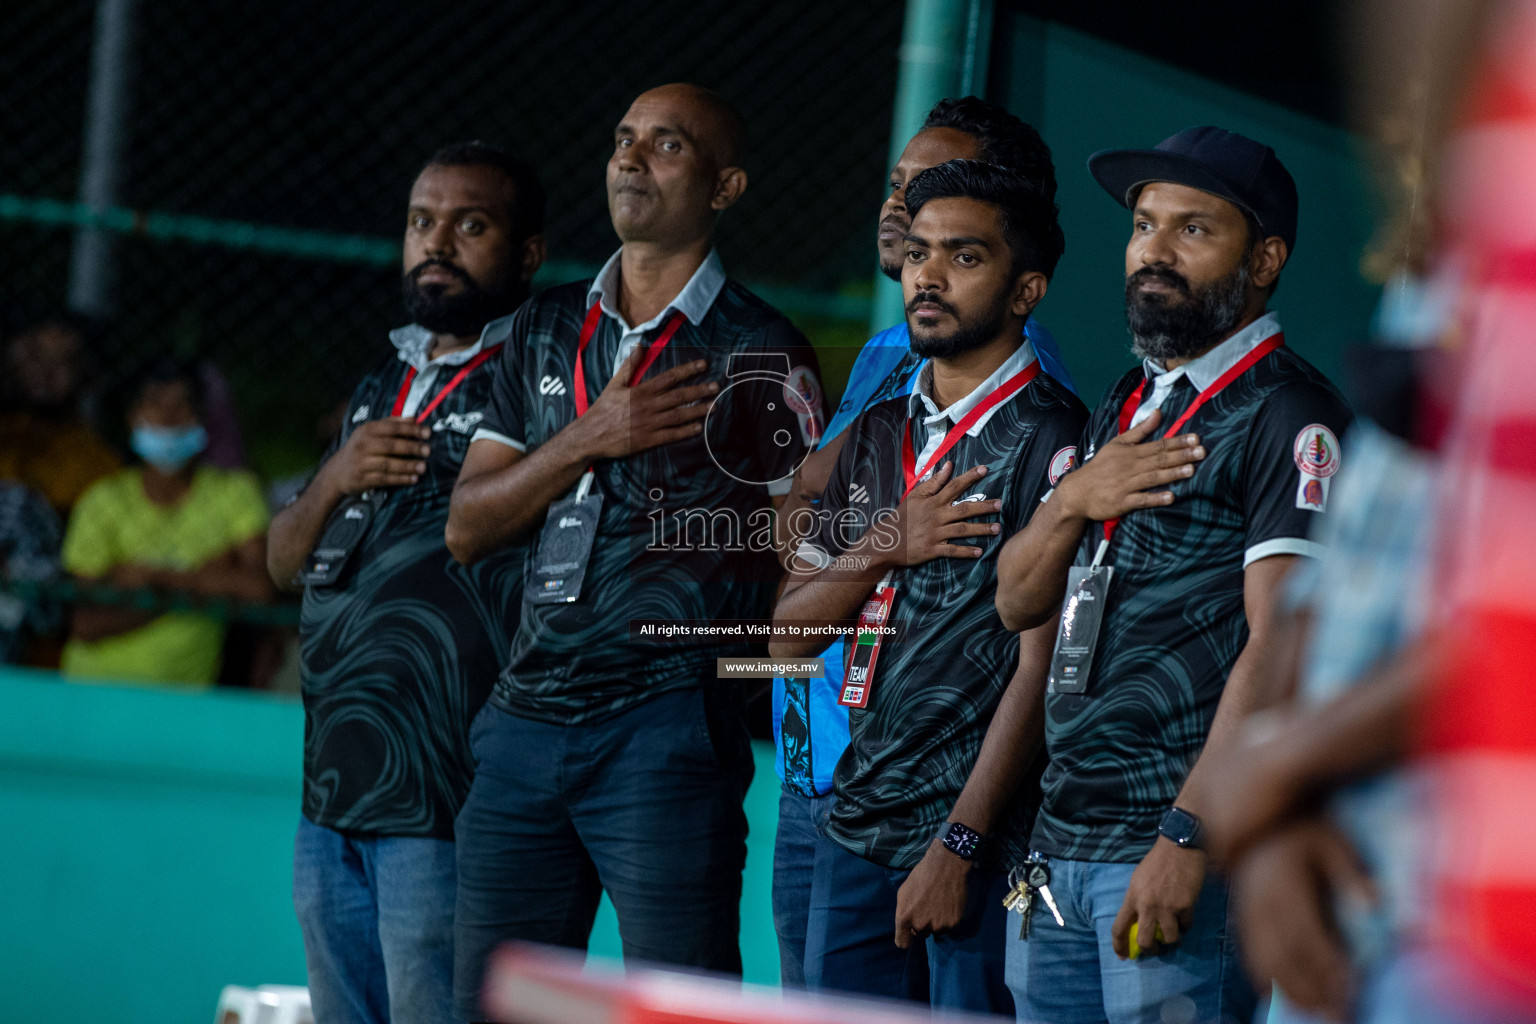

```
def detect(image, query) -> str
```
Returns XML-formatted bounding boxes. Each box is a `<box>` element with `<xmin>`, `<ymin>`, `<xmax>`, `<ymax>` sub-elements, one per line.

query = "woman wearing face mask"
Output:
<box><xmin>59</xmin><ymin>359</ymin><xmax>275</xmax><ymax>687</ymax></box>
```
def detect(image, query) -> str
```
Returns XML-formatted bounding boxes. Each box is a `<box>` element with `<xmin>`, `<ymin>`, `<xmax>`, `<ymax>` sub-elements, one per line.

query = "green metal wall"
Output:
<box><xmin>990</xmin><ymin>17</ymin><xmax>1378</xmax><ymax>401</ymax></box>
<box><xmin>0</xmin><ymin>669</ymin><xmax>781</xmax><ymax>1024</ymax></box>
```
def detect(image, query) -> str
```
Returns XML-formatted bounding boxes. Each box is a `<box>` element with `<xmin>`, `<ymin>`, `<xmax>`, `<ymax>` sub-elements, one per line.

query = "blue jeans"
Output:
<box><xmin>292</xmin><ymin>816</ymin><xmax>458</xmax><ymax>1024</ymax></box>
<box><xmin>771</xmin><ymin>788</ymin><xmax>834</xmax><ymax>988</ymax></box>
<box><xmin>803</xmin><ymin>827</ymin><xmax>1013</xmax><ymax>1014</ymax></box>
<box><xmin>1006</xmin><ymin>856</ymin><xmax>1255</xmax><ymax>1024</ymax></box>
<box><xmin>453</xmin><ymin>688</ymin><xmax>752</xmax><ymax>1021</ymax></box>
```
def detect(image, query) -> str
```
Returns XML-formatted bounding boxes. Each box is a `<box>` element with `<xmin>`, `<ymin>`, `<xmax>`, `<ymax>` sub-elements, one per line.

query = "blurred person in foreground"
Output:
<box><xmin>0</xmin><ymin>312</ymin><xmax>120</xmax><ymax>516</ymax></box>
<box><xmin>1200</xmin><ymin>2</ymin><xmax>1536</xmax><ymax>1020</ymax></box>
<box><xmin>61</xmin><ymin>359</ymin><xmax>273</xmax><ymax>687</ymax></box>
<box><xmin>265</xmin><ymin>142</ymin><xmax>545</xmax><ymax>1024</ymax></box>
<box><xmin>769</xmin><ymin>160</ymin><xmax>1085</xmax><ymax>1011</ymax></box>
<box><xmin>768</xmin><ymin>96</ymin><xmax>1077</xmax><ymax>991</ymax></box>
<box><xmin>992</xmin><ymin>127</ymin><xmax>1352</xmax><ymax>1024</ymax></box>
<box><xmin>446</xmin><ymin>83</ymin><xmax>823</xmax><ymax>1020</ymax></box>
<box><xmin>1190</xmin><ymin>318</ymin><xmax>1454</xmax><ymax>1024</ymax></box>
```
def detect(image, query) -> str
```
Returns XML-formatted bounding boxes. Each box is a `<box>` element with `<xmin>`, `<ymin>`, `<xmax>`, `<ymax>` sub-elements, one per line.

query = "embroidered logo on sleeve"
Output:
<box><xmin>539</xmin><ymin>375</ymin><xmax>568</xmax><ymax>396</ymax></box>
<box><xmin>1048</xmin><ymin>446</ymin><xmax>1078</xmax><ymax>486</ymax></box>
<box><xmin>1293</xmin><ymin>424</ymin><xmax>1341</xmax><ymax>511</ymax></box>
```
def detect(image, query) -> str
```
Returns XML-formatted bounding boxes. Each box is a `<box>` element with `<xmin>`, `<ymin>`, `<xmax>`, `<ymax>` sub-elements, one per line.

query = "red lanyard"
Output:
<box><xmin>1102</xmin><ymin>331</ymin><xmax>1284</xmax><ymax>542</ymax></box>
<box><xmin>391</xmin><ymin>344</ymin><xmax>503</xmax><ymax>422</ymax></box>
<box><xmin>901</xmin><ymin>361</ymin><xmax>1040</xmax><ymax>498</ymax></box>
<box><xmin>572</xmin><ymin>301</ymin><xmax>687</xmax><ymax>417</ymax></box>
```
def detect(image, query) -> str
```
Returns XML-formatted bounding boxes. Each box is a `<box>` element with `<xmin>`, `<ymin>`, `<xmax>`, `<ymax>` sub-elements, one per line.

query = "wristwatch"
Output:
<box><xmin>1158</xmin><ymin>806</ymin><xmax>1204</xmax><ymax>850</ymax></box>
<box><xmin>939</xmin><ymin>821</ymin><xmax>987</xmax><ymax>861</ymax></box>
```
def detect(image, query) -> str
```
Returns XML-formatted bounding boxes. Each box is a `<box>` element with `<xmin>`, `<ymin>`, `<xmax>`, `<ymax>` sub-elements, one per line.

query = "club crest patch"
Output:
<box><xmin>1048</xmin><ymin>446</ymin><xmax>1078</xmax><ymax>486</ymax></box>
<box><xmin>1293</xmin><ymin>424</ymin><xmax>1340</xmax><ymax>511</ymax></box>
<box><xmin>783</xmin><ymin>364</ymin><xmax>825</xmax><ymax>446</ymax></box>
<box><xmin>1293</xmin><ymin>424</ymin><xmax>1341</xmax><ymax>478</ymax></box>
<box><xmin>1297</xmin><ymin>477</ymin><xmax>1328</xmax><ymax>511</ymax></box>
<box><xmin>783</xmin><ymin>365</ymin><xmax>824</xmax><ymax>415</ymax></box>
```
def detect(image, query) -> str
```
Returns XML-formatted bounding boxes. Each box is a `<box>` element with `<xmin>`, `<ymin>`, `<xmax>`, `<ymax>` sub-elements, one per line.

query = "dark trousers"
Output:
<box><xmin>803</xmin><ymin>827</ymin><xmax>1015</xmax><ymax>1015</ymax></box>
<box><xmin>771</xmin><ymin>787</ymin><xmax>836</xmax><ymax>988</ymax></box>
<box><xmin>452</xmin><ymin>687</ymin><xmax>752</xmax><ymax>1021</ymax></box>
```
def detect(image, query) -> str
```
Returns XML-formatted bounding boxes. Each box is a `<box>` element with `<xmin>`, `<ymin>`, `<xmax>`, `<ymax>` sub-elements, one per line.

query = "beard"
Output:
<box><xmin>905</xmin><ymin>289</ymin><xmax>1009</xmax><ymax>359</ymax></box>
<box><xmin>878</xmin><ymin>215</ymin><xmax>907</xmax><ymax>282</ymax></box>
<box><xmin>1125</xmin><ymin>262</ymin><xmax>1250</xmax><ymax>363</ymax></box>
<box><xmin>401</xmin><ymin>259</ymin><xmax>523</xmax><ymax>337</ymax></box>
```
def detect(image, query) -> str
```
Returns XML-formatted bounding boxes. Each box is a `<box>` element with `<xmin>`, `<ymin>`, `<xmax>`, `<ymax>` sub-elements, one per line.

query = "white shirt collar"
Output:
<box><xmin>388</xmin><ymin>323</ymin><xmax>490</xmax><ymax>372</ymax></box>
<box><xmin>586</xmin><ymin>246</ymin><xmax>727</xmax><ymax>332</ymax></box>
<box><xmin>906</xmin><ymin>337</ymin><xmax>1039</xmax><ymax>437</ymax></box>
<box><xmin>1140</xmin><ymin>311</ymin><xmax>1283</xmax><ymax>392</ymax></box>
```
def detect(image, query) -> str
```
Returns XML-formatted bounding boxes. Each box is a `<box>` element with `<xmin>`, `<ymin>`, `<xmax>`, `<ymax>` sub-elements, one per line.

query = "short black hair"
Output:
<box><xmin>905</xmin><ymin>159</ymin><xmax>1065</xmax><ymax>281</ymax></box>
<box><xmin>923</xmin><ymin>97</ymin><xmax>1058</xmax><ymax>202</ymax></box>
<box><xmin>423</xmin><ymin>141</ymin><xmax>546</xmax><ymax>242</ymax></box>
<box><xmin>131</xmin><ymin>356</ymin><xmax>205</xmax><ymax>417</ymax></box>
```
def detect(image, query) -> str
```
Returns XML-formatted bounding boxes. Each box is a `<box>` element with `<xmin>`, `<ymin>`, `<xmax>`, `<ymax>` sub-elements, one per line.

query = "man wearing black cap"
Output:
<box><xmin>990</xmin><ymin>127</ymin><xmax>1351</xmax><ymax>1023</ymax></box>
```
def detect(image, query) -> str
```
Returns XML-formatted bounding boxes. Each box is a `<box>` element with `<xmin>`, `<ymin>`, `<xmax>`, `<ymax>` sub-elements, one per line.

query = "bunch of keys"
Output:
<box><xmin>1002</xmin><ymin>852</ymin><xmax>1065</xmax><ymax>939</ymax></box>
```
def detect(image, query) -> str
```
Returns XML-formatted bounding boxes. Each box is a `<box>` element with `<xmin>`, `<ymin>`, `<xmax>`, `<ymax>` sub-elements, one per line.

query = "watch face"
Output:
<box><xmin>1161</xmin><ymin>808</ymin><xmax>1200</xmax><ymax>845</ymax></box>
<box><xmin>945</xmin><ymin>824</ymin><xmax>980</xmax><ymax>858</ymax></box>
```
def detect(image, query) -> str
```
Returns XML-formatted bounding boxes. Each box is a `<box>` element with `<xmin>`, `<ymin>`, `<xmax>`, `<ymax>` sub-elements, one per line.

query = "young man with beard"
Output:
<box><xmin>991</xmin><ymin>127</ymin><xmax>1352</xmax><ymax>1024</ymax></box>
<box><xmin>445</xmin><ymin>84</ymin><xmax>823</xmax><ymax>1020</ymax></box>
<box><xmin>769</xmin><ymin>96</ymin><xmax>1076</xmax><ymax>989</ymax></box>
<box><xmin>266</xmin><ymin>142</ymin><xmax>544</xmax><ymax>1024</ymax></box>
<box><xmin>769</xmin><ymin>160</ymin><xmax>1085</xmax><ymax>1011</ymax></box>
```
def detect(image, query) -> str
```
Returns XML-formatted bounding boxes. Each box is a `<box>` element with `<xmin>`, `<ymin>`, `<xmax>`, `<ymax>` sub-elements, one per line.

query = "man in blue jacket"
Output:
<box><xmin>770</xmin><ymin>96</ymin><xmax>1077</xmax><ymax>989</ymax></box>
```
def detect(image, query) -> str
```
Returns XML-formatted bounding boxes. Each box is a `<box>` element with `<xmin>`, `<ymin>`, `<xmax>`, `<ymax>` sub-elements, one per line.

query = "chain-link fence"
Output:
<box><xmin>0</xmin><ymin>0</ymin><xmax>904</xmax><ymax>684</ymax></box>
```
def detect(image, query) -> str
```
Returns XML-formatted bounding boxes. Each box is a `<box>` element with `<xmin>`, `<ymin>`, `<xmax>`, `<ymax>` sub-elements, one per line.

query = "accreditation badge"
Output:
<box><xmin>839</xmin><ymin>583</ymin><xmax>895</xmax><ymax>708</ymax></box>
<box><xmin>526</xmin><ymin>474</ymin><xmax>603</xmax><ymax>605</ymax></box>
<box><xmin>299</xmin><ymin>492</ymin><xmax>378</xmax><ymax>587</ymax></box>
<box><xmin>1046</xmin><ymin>564</ymin><xmax>1113</xmax><ymax>694</ymax></box>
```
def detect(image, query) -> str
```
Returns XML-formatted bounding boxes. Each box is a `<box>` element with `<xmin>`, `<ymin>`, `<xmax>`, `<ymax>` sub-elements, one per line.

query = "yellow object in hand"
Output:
<box><xmin>1127</xmin><ymin>921</ymin><xmax>1165</xmax><ymax>960</ymax></box>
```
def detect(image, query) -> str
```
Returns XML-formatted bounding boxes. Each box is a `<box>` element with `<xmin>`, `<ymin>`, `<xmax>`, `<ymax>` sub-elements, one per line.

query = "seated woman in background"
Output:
<box><xmin>0</xmin><ymin>312</ymin><xmax>121</xmax><ymax>516</ymax></box>
<box><xmin>61</xmin><ymin>359</ymin><xmax>274</xmax><ymax>687</ymax></box>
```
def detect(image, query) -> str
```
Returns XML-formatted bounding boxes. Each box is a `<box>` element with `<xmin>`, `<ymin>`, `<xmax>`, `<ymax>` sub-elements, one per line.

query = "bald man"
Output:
<box><xmin>448</xmin><ymin>83</ymin><xmax>825</xmax><ymax>1017</ymax></box>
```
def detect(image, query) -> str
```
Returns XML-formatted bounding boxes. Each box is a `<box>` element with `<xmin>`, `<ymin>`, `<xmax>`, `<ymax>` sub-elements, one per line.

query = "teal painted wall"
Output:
<box><xmin>0</xmin><ymin>669</ymin><xmax>781</xmax><ymax>1024</ymax></box>
<box><xmin>991</xmin><ymin>17</ymin><xmax>1380</xmax><ymax>402</ymax></box>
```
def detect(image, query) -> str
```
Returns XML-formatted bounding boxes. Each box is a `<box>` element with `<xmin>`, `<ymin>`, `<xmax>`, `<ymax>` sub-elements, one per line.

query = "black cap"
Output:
<box><xmin>1088</xmin><ymin>126</ymin><xmax>1298</xmax><ymax>254</ymax></box>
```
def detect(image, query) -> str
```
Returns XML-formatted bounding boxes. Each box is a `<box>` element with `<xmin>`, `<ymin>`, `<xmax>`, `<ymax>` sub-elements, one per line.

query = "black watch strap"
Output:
<box><xmin>940</xmin><ymin>821</ymin><xmax>986</xmax><ymax>860</ymax></box>
<box><xmin>1158</xmin><ymin>806</ymin><xmax>1204</xmax><ymax>849</ymax></box>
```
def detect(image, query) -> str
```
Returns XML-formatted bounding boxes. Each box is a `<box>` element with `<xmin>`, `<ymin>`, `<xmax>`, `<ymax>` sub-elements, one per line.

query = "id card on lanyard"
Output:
<box><xmin>840</xmin><ymin>581</ymin><xmax>895</xmax><ymax>708</ymax></box>
<box><xmin>299</xmin><ymin>344</ymin><xmax>502</xmax><ymax>588</ymax></box>
<box><xmin>1047</xmin><ymin>333</ymin><xmax>1284</xmax><ymax>693</ymax></box>
<box><xmin>837</xmin><ymin>359</ymin><xmax>1041</xmax><ymax>708</ymax></box>
<box><xmin>526</xmin><ymin>302</ymin><xmax>686</xmax><ymax>605</ymax></box>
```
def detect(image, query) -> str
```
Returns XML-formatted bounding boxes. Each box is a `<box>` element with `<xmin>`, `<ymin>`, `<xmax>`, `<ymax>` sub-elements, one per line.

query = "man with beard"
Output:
<box><xmin>445</xmin><ymin>84</ymin><xmax>823</xmax><ymax>1020</ymax></box>
<box><xmin>990</xmin><ymin>127</ymin><xmax>1351</xmax><ymax>1024</ymax></box>
<box><xmin>769</xmin><ymin>160</ymin><xmax>1085</xmax><ymax>1011</ymax></box>
<box><xmin>266</xmin><ymin>141</ymin><xmax>544</xmax><ymax>1024</ymax></box>
<box><xmin>769</xmin><ymin>96</ymin><xmax>1075</xmax><ymax>990</ymax></box>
